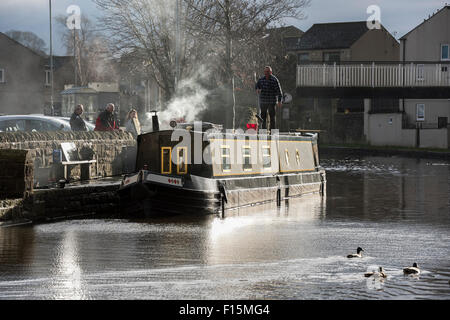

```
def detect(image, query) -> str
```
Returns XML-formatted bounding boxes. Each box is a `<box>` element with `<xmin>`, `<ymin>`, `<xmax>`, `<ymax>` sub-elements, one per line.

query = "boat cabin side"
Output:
<box><xmin>135</xmin><ymin>130</ymin><xmax>321</xmax><ymax>178</ymax></box>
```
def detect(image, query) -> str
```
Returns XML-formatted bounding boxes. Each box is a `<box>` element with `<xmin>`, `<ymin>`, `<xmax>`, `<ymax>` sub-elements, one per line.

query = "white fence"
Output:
<box><xmin>297</xmin><ymin>63</ymin><xmax>450</xmax><ymax>88</ymax></box>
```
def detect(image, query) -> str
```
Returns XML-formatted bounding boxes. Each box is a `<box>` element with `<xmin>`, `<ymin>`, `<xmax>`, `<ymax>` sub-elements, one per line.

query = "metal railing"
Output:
<box><xmin>297</xmin><ymin>62</ymin><xmax>450</xmax><ymax>88</ymax></box>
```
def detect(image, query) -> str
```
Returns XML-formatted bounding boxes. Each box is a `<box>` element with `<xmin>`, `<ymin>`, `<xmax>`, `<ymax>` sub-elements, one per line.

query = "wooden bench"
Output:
<box><xmin>61</xmin><ymin>159</ymin><xmax>97</xmax><ymax>180</ymax></box>
<box><xmin>59</xmin><ymin>143</ymin><xmax>97</xmax><ymax>181</ymax></box>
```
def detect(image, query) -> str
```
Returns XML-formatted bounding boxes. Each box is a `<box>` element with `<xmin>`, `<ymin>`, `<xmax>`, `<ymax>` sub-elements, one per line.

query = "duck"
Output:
<box><xmin>403</xmin><ymin>262</ymin><xmax>420</xmax><ymax>275</ymax></box>
<box><xmin>347</xmin><ymin>247</ymin><xmax>364</xmax><ymax>258</ymax></box>
<box><xmin>364</xmin><ymin>266</ymin><xmax>387</xmax><ymax>278</ymax></box>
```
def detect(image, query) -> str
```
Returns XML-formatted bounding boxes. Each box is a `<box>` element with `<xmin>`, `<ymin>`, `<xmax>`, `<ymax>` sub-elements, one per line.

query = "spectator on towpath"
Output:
<box><xmin>94</xmin><ymin>103</ymin><xmax>120</xmax><ymax>131</ymax></box>
<box><xmin>70</xmin><ymin>104</ymin><xmax>87</xmax><ymax>131</ymax></box>
<box><xmin>125</xmin><ymin>108</ymin><xmax>141</xmax><ymax>138</ymax></box>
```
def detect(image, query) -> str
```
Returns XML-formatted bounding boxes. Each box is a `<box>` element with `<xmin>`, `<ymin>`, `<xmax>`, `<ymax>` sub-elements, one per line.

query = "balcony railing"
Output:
<box><xmin>297</xmin><ymin>62</ymin><xmax>450</xmax><ymax>88</ymax></box>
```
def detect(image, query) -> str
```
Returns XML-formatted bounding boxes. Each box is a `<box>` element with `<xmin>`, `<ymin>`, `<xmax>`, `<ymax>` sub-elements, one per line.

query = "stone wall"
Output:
<box><xmin>0</xmin><ymin>149</ymin><xmax>33</xmax><ymax>199</ymax></box>
<box><xmin>0</xmin><ymin>131</ymin><xmax>137</xmax><ymax>186</ymax></box>
<box><xmin>0</xmin><ymin>185</ymin><xmax>121</xmax><ymax>223</ymax></box>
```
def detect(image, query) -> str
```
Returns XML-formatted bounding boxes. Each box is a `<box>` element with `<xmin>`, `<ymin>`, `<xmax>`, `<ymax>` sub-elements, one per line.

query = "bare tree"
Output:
<box><xmin>93</xmin><ymin>0</ymin><xmax>309</xmax><ymax>126</ymax></box>
<box><xmin>94</xmin><ymin>0</ymin><xmax>225</xmax><ymax>104</ymax></box>
<box><xmin>95</xmin><ymin>0</ymin><xmax>182</xmax><ymax>101</ymax></box>
<box><xmin>5</xmin><ymin>30</ymin><xmax>48</xmax><ymax>56</ymax></box>
<box><xmin>55</xmin><ymin>14</ymin><xmax>117</xmax><ymax>86</ymax></box>
<box><xmin>184</xmin><ymin>0</ymin><xmax>310</xmax><ymax>128</ymax></box>
<box><xmin>234</xmin><ymin>26</ymin><xmax>300</xmax><ymax>92</ymax></box>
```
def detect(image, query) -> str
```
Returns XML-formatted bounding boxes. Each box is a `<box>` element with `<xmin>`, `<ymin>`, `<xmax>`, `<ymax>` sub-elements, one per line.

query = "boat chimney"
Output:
<box><xmin>150</xmin><ymin>110</ymin><xmax>159</xmax><ymax>132</ymax></box>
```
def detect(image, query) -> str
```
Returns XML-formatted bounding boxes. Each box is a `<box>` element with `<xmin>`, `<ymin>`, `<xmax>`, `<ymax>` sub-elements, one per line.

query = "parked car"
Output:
<box><xmin>0</xmin><ymin>114</ymin><xmax>94</xmax><ymax>132</ymax></box>
<box><xmin>57</xmin><ymin>117</ymin><xmax>95</xmax><ymax>131</ymax></box>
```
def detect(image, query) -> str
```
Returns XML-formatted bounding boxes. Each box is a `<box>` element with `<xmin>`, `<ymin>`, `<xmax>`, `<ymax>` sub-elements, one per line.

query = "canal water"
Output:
<box><xmin>0</xmin><ymin>152</ymin><xmax>449</xmax><ymax>300</ymax></box>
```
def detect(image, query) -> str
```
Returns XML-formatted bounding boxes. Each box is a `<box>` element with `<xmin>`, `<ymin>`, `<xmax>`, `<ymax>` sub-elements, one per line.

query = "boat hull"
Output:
<box><xmin>118</xmin><ymin>170</ymin><xmax>326</xmax><ymax>217</ymax></box>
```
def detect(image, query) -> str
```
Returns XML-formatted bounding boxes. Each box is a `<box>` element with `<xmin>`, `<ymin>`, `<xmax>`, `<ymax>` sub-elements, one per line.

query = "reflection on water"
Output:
<box><xmin>52</xmin><ymin>230</ymin><xmax>85</xmax><ymax>299</ymax></box>
<box><xmin>0</xmin><ymin>154</ymin><xmax>449</xmax><ymax>299</ymax></box>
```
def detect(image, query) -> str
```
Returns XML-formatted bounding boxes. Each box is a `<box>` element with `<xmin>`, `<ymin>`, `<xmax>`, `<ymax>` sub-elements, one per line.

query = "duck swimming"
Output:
<box><xmin>403</xmin><ymin>263</ymin><xmax>420</xmax><ymax>275</ymax></box>
<box><xmin>364</xmin><ymin>266</ymin><xmax>387</xmax><ymax>278</ymax></box>
<box><xmin>347</xmin><ymin>247</ymin><xmax>364</xmax><ymax>258</ymax></box>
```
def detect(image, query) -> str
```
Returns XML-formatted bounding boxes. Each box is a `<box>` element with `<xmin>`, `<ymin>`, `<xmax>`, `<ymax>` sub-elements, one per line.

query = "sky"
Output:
<box><xmin>0</xmin><ymin>0</ymin><xmax>448</xmax><ymax>55</ymax></box>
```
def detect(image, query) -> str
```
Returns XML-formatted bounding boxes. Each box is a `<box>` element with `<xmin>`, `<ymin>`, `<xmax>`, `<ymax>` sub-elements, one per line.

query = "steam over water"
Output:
<box><xmin>0</xmin><ymin>153</ymin><xmax>449</xmax><ymax>299</ymax></box>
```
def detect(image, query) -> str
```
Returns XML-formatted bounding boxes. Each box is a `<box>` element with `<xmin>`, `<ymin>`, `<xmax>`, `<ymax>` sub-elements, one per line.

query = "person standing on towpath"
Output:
<box><xmin>94</xmin><ymin>103</ymin><xmax>121</xmax><ymax>131</ymax></box>
<box><xmin>70</xmin><ymin>104</ymin><xmax>87</xmax><ymax>131</ymax></box>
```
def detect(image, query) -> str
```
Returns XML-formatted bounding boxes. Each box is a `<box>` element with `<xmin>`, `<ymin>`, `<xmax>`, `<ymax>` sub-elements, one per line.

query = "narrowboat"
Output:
<box><xmin>118</xmin><ymin>122</ymin><xmax>326</xmax><ymax>217</ymax></box>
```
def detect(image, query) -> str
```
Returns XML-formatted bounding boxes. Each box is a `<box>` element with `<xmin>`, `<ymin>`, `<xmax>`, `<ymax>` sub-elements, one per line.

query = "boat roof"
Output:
<box><xmin>139</xmin><ymin>129</ymin><xmax>318</xmax><ymax>141</ymax></box>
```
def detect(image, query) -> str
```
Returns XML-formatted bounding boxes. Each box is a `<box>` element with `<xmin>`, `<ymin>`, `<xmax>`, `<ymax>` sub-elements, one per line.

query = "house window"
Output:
<box><xmin>298</xmin><ymin>53</ymin><xmax>310</xmax><ymax>63</ymax></box>
<box><xmin>45</xmin><ymin>70</ymin><xmax>51</xmax><ymax>86</ymax></box>
<box><xmin>416</xmin><ymin>64</ymin><xmax>424</xmax><ymax>80</ymax></box>
<box><xmin>262</xmin><ymin>146</ymin><xmax>271</xmax><ymax>169</ymax></box>
<box><xmin>0</xmin><ymin>69</ymin><xmax>4</xmax><ymax>83</ymax></box>
<box><xmin>416</xmin><ymin>104</ymin><xmax>425</xmax><ymax>121</ymax></box>
<box><xmin>324</xmin><ymin>52</ymin><xmax>340</xmax><ymax>63</ymax></box>
<box><xmin>220</xmin><ymin>146</ymin><xmax>231</xmax><ymax>172</ymax></box>
<box><xmin>177</xmin><ymin>147</ymin><xmax>187</xmax><ymax>174</ymax></box>
<box><xmin>161</xmin><ymin>147</ymin><xmax>172</xmax><ymax>174</ymax></box>
<box><xmin>242</xmin><ymin>146</ymin><xmax>252</xmax><ymax>171</ymax></box>
<box><xmin>441</xmin><ymin>44</ymin><xmax>449</xmax><ymax>60</ymax></box>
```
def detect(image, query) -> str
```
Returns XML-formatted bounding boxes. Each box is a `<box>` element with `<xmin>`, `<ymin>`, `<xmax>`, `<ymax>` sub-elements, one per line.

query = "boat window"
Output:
<box><xmin>161</xmin><ymin>147</ymin><xmax>172</xmax><ymax>174</ymax></box>
<box><xmin>177</xmin><ymin>147</ymin><xmax>187</xmax><ymax>174</ymax></box>
<box><xmin>285</xmin><ymin>149</ymin><xmax>290</xmax><ymax>166</ymax></box>
<box><xmin>262</xmin><ymin>146</ymin><xmax>271</xmax><ymax>169</ymax></box>
<box><xmin>221</xmin><ymin>146</ymin><xmax>231</xmax><ymax>172</ymax></box>
<box><xmin>243</xmin><ymin>146</ymin><xmax>252</xmax><ymax>171</ymax></box>
<box><xmin>296</xmin><ymin>149</ymin><xmax>301</xmax><ymax>166</ymax></box>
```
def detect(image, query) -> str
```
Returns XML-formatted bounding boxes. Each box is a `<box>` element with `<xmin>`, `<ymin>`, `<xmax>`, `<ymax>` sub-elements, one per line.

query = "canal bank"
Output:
<box><xmin>319</xmin><ymin>144</ymin><xmax>450</xmax><ymax>160</ymax></box>
<box><xmin>0</xmin><ymin>178</ymin><xmax>122</xmax><ymax>226</ymax></box>
<box><xmin>0</xmin><ymin>131</ymin><xmax>136</xmax><ymax>226</ymax></box>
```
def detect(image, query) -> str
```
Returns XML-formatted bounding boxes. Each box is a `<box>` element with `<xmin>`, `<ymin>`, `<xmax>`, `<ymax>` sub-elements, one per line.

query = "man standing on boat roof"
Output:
<box><xmin>255</xmin><ymin>66</ymin><xmax>283</xmax><ymax>131</ymax></box>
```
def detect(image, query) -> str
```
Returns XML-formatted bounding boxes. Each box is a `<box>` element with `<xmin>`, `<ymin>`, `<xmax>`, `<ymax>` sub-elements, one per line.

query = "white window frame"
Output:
<box><xmin>441</xmin><ymin>44</ymin><xmax>449</xmax><ymax>61</ymax></box>
<box><xmin>45</xmin><ymin>70</ymin><xmax>51</xmax><ymax>86</ymax></box>
<box><xmin>220</xmin><ymin>145</ymin><xmax>231</xmax><ymax>172</ymax></box>
<box><xmin>416</xmin><ymin>103</ymin><xmax>425</xmax><ymax>122</ymax></box>
<box><xmin>262</xmin><ymin>145</ymin><xmax>271</xmax><ymax>170</ymax></box>
<box><xmin>0</xmin><ymin>68</ymin><xmax>5</xmax><ymax>83</ymax></box>
<box><xmin>242</xmin><ymin>145</ymin><xmax>252</xmax><ymax>171</ymax></box>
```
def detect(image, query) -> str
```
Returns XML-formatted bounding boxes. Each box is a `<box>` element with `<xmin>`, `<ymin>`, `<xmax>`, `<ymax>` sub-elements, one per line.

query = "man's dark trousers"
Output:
<box><xmin>260</xmin><ymin>103</ymin><xmax>276</xmax><ymax>130</ymax></box>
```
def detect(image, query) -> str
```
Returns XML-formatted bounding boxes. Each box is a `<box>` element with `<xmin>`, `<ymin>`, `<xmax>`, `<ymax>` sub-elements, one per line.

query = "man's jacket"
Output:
<box><xmin>70</xmin><ymin>113</ymin><xmax>87</xmax><ymax>131</ymax></box>
<box><xmin>94</xmin><ymin>110</ymin><xmax>119</xmax><ymax>131</ymax></box>
<box><xmin>255</xmin><ymin>74</ymin><xmax>283</xmax><ymax>105</ymax></box>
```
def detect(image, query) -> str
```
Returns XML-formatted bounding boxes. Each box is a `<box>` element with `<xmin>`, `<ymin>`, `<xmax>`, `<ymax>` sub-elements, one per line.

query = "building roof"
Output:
<box><xmin>399</xmin><ymin>5</ymin><xmax>450</xmax><ymax>40</ymax></box>
<box><xmin>284</xmin><ymin>37</ymin><xmax>302</xmax><ymax>50</ymax></box>
<box><xmin>264</xmin><ymin>26</ymin><xmax>304</xmax><ymax>51</ymax></box>
<box><xmin>0</xmin><ymin>32</ymin><xmax>44</xmax><ymax>57</ymax></box>
<box><xmin>295</xmin><ymin>21</ymin><xmax>370</xmax><ymax>50</ymax></box>
<box><xmin>268</xmin><ymin>25</ymin><xmax>304</xmax><ymax>38</ymax></box>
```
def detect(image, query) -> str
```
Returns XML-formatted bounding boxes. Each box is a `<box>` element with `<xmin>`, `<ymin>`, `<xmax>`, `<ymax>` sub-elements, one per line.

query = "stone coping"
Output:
<box><xmin>0</xmin><ymin>131</ymin><xmax>134</xmax><ymax>143</ymax></box>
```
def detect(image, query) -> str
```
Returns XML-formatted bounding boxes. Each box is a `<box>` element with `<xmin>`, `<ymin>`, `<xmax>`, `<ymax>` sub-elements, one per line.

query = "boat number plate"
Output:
<box><xmin>122</xmin><ymin>173</ymin><xmax>140</xmax><ymax>186</ymax></box>
<box><xmin>146</xmin><ymin>173</ymin><xmax>184</xmax><ymax>187</ymax></box>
